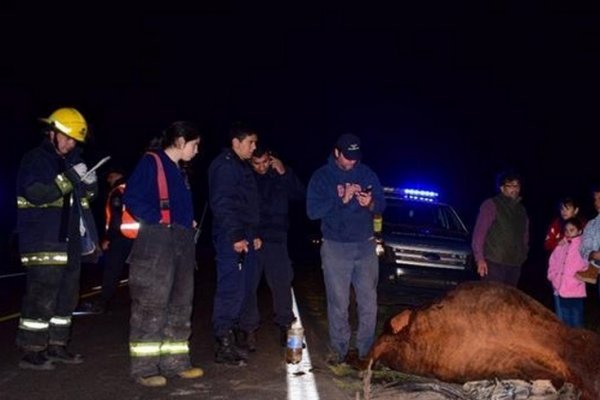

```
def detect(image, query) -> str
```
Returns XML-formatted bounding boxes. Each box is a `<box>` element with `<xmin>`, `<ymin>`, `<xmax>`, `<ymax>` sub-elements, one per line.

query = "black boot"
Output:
<box><xmin>215</xmin><ymin>332</ymin><xmax>248</xmax><ymax>365</ymax></box>
<box><xmin>19</xmin><ymin>351</ymin><xmax>55</xmax><ymax>370</ymax></box>
<box><xmin>46</xmin><ymin>345</ymin><xmax>84</xmax><ymax>364</ymax></box>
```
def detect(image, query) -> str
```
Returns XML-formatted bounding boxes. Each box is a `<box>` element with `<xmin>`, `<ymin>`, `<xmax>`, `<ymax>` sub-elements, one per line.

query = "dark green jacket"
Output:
<box><xmin>484</xmin><ymin>194</ymin><xmax>529</xmax><ymax>266</ymax></box>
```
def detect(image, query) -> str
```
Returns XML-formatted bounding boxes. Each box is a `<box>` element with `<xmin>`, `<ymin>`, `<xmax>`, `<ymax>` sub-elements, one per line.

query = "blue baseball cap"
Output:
<box><xmin>335</xmin><ymin>133</ymin><xmax>362</xmax><ymax>161</ymax></box>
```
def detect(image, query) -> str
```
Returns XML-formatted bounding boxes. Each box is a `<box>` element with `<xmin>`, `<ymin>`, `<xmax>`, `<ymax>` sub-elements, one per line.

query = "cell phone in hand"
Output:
<box><xmin>363</xmin><ymin>185</ymin><xmax>373</xmax><ymax>194</ymax></box>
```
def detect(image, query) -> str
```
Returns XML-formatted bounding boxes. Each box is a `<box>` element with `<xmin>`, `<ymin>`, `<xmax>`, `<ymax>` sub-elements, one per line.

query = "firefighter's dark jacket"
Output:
<box><xmin>16</xmin><ymin>139</ymin><xmax>99</xmax><ymax>265</ymax></box>
<box><xmin>208</xmin><ymin>148</ymin><xmax>259</xmax><ymax>244</ymax></box>
<box><xmin>255</xmin><ymin>167</ymin><xmax>305</xmax><ymax>242</ymax></box>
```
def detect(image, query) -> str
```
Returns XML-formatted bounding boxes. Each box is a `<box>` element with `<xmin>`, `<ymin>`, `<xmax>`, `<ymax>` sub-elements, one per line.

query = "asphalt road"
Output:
<box><xmin>0</xmin><ymin>244</ymin><xmax>451</xmax><ymax>400</ymax></box>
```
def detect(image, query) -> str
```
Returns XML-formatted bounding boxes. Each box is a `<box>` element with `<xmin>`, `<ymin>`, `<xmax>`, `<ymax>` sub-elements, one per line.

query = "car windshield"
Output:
<box><xmin>383</xmin><ymin>199</ymin><xmax>468</xmax><ymax>236</ymax></box>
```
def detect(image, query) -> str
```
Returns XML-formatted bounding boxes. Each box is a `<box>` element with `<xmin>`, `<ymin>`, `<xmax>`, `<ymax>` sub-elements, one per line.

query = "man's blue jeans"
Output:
<box><xmin>320</xmin><ymin>238</ymin><xmax>378</xmax><ymax>359</ymax></box>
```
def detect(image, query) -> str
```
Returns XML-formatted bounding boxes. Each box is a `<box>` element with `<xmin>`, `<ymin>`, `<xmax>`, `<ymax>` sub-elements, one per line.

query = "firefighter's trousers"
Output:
<box><xmin>16</xmin><ymin>242</ymin><xmax>82</xmax><ymax>351</ymax></box>
<box><xmin>128</xmin><ymin>224</ymin><xmax>196</xmax><ymax>378</ymax></box>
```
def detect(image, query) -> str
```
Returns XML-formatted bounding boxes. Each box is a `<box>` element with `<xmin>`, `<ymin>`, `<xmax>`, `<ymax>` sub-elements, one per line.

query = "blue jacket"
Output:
<box><xmin>306</xmin><ymin>155</ymin><xmax>385</xmax><ymax>242</ymax></box>
<box><xmin>255</xmin><ymin>167</ymin><xmax>305</xmax><ymax>242</ymax></box>
<box><xmin>124</xmin><ymin>150</ymin><xmax>194</xmax><ymax>229</ymax></box>
<box><xmin>208</xmin><ymin>148</ymin><xmax>260</xmax><ymax>244</ymax></box>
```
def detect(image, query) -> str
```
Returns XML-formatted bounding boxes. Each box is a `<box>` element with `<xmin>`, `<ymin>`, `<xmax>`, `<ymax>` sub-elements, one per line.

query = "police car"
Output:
<box><xmin>376</xmin><ymin>187</ymin><xmax>476</xmax><ymax>290</ymax></box>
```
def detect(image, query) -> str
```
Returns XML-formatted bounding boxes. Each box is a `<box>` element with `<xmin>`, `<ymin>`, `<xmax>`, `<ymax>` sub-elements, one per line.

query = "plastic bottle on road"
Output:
<box><xmin>286</xmin><ymin>326</ymin><xmax>304</xmax><ymax>364</ymax></box>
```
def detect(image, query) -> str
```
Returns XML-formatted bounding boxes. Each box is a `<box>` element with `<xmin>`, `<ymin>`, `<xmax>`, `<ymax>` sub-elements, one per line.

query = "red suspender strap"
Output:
<box><xmin>146</xmin><ymin>152</ymin><xmax>171</xmax><ymax>225</ymax></box>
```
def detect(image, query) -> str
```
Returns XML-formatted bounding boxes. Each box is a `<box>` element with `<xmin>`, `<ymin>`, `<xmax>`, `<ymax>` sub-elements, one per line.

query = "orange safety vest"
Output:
<box><xmin>106</xmin><ymin>152</ymin><xmax>171</xmax><ymax>240</ymax></box>
<box><xmin>105</xmin><ymin>183</ymin><xmax>139</xmax><ymax>239</ymax></box>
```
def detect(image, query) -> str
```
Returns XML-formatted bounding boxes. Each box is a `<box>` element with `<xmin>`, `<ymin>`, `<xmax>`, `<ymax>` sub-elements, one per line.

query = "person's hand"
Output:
<box><xmin>269</xmin><ymin>156</ymin><xmax>286</xmax><ymax>175</ymax></box>
<box><xmin>82</xmin><ymin>169</ymin><xmax>97</xmax><ymax>185</ymax></box>
<box><xmin>233</xmin><ymin>239</ymin><xmax>249</xmax><ymax>254</ymax></box>
<box><xmin>355</xmin><ymin>189</ymin><xmax>373</xmax><ymax>208</ymax></box>
<box><xmin>65</xmin><ymin>162</ymin><xmax>89</xmax><ymax>185</ymax></box>
<box><xmin>72</xmin><ymin>163</ymin><xmax>88</xmax><ymax>178</ymax></box>
<box><xmin>477</xmin><ymin>260</ymin><xmax>488</xmax><ymax>277</ymax></box>
<box><xmin>253</xmin><ymin>238</ymin><xmax>262</xmax><ymax>250</ymax></box>
<box><xmin>339</xmin><ymin>183</ymin><xmax>361</xmax><ymax>204</ymax></box>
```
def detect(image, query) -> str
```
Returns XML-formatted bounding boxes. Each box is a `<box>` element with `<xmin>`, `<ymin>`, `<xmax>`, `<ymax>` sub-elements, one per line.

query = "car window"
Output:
<box><xmin>384</xmin><ymin>200</ymin><xmax>467</xmax><ymax>234</ymax></box>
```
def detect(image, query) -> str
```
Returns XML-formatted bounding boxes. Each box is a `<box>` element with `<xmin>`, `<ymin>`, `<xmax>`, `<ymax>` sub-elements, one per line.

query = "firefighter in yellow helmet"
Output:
<box><xmin>39</xmin><ymin>107</ymin><xmax>89</xmax><ymax>143</ymax></box>
<box><xmin>15</xmin><ymin>107</ymin><xmax>100</xmax><ymax>369</ymax></box>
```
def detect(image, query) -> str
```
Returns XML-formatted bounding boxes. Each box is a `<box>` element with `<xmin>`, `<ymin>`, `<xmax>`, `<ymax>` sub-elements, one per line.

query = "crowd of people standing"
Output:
<box><xmin>14</xmin><ymin>107</ymin><xmax>386</xmax><ymax>387</ymax></box>
<box><xmin>14</xmin><ymin>106</ymin><xmax>600</xmax><ymax>387</ymax></box>
<box><xmin>472</xmin><ymin>171</ymin><xmax>600</xmax><ymax>328</ymax></box>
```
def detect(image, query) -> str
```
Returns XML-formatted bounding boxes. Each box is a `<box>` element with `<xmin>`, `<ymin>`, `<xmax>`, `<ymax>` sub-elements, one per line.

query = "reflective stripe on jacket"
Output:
<box><xmin>105</xmin><ymin>183</ymin><xmax>139</xmax><ymax>239</ymax></box>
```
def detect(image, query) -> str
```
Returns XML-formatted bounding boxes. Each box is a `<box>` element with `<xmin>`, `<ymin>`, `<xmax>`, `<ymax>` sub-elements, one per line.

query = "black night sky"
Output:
<box><xmin>2</xmin><ymin>4</ymin><xmax>600</xmax><ymax>264</ymax></box>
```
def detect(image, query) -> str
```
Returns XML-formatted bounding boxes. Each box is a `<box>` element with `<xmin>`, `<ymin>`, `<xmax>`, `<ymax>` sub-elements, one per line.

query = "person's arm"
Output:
<box><xmin>547</xmin><ymin>246</ymin><xmax>560</xmax><ymax>283</ymax></box>
<box><xmin>471</xmin><ymin>199</ymin><xmax>496</xmax><ymax>264</ymax></box>
<box><xmin>573</xmin><ymin>240</ymin><xmax>590</xmax><ymax>273</ymax></box>
<box><xmin>18</xmin><ymin>152</ymin><xmax>79</xmax><ymax>205</ymax></box>
<box><xmin>209</xmin><ymin>162</ymin><xmax>246</xmax><ymax>244</ymax></box>
<box><xmin>123</xmin><ymin>155</ymin><xmax>158</xmax><ymax>223</ymax></box>
<box><xmin>580</xmin><ymin>220</ymin><xmax>600</xmax><ymax>262</ymax></box>
<box><xmin>306</xmin><ymin>171</ymin><xmax>349</xmax><ymax>220</ymax></box>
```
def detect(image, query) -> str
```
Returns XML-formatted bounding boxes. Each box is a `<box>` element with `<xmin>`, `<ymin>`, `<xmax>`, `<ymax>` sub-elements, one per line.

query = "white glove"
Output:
<box><xmin>82</xmin><ymin>169</ymin><xmax>97</xmax><ymax>185</ymax></box>
<box><xmin>72</xmin><ymin>163</ymin><xmax>88</xmax><ymax>178</ymax></box>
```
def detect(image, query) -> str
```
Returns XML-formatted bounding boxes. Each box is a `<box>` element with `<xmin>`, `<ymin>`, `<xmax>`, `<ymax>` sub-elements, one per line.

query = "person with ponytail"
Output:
<box><xmin>123</xmin><ymin>121</ymin><xmax>203</xmax><ymax>387</ymax></box>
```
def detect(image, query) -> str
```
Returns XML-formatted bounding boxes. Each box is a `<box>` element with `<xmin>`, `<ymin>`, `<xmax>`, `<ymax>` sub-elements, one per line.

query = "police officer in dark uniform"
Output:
<box><xmin>16</xmin><ymin>107</ymin><xmax>99</xmax><ymax>369</ymax></box>
<box><xmin>239</xmin><ymin>146</ymin><xmax>305</xmax><ymax>348</ymax></box>
<box><xmin>208</xmin><ymin>125</ymin><xmax>261</xmax><ymax>365</ymax></box>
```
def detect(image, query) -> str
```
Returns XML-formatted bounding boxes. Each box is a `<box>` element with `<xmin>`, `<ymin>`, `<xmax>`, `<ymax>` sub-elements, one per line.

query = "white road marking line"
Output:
<box><xmin>287</xmin><ymin>288</ymin><xmax>320</xmax><ymax>400</ymax></box>
<box><xmin>0</xmin><ymin>272</ymin><xmax>26</xmax><ymax>279</ymax></box>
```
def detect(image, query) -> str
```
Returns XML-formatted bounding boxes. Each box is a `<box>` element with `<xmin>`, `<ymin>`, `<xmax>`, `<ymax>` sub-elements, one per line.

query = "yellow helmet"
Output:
<box><xmin>40</xmin><ymin>107</ymin><xmax>88</xmax><ymax>142</ymax></box>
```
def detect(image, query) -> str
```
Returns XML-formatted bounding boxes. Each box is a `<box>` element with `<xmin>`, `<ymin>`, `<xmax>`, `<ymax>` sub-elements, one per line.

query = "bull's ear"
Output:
<box><xmin>390</xmin><ymin>310</ymin><xmax>412</xmax><ymax>334</ymax></box>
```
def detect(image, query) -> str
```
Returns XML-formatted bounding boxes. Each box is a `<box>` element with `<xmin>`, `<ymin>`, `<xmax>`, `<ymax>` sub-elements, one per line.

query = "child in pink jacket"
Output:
<box><xmin>547</xmin><ymin>217</ymin><xmax>587</xmax><ymax>328</ymax></box>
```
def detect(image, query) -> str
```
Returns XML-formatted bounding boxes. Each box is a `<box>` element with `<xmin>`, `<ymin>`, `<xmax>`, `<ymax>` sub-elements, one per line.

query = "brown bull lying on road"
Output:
<box><xmin>366</xmin><ymin>281</ymin><xmax>600</xmax><ymax>400</ymax></box>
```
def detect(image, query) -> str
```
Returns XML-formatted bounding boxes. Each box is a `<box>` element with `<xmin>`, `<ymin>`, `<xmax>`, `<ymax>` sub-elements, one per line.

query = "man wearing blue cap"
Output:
<box><xmin>306</xmin><ymin>133</ymin><xmax>386</xmax><ymax>364</ymax></box>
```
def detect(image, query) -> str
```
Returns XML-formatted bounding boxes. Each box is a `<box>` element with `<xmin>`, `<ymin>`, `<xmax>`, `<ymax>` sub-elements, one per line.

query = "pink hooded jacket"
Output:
<box><xmin>547</xmin><ymin>235</ymin><xmax>587</xmax><ymax>298</ymax></box>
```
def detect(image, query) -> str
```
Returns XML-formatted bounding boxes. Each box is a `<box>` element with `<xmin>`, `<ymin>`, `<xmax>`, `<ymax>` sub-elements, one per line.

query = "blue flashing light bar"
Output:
<box><xmin>384</xmin><ymin>187</ymin><xmax>439</xmax><ymax>202</ymax></box>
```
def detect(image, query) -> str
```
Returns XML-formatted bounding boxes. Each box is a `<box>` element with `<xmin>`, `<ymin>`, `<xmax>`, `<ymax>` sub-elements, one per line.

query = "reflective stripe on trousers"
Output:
<box><xmin>49</xmin><ymin>316</ymin><xmax>72</xmax><ymax>327</ymax></box>
<box><xmin>130</xmin><ymin>341</ymin><xmax>190</xmax><ymax>357</ymax></box>
<box><xmin>18</xmin><ymin>316</ymin><xmax>72</xmax><ymax>333</ymax></box>
<box><xmin>19</xmin><ymin>318</ymin><xmax>50</xmax><ymax>331</ymax></box>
